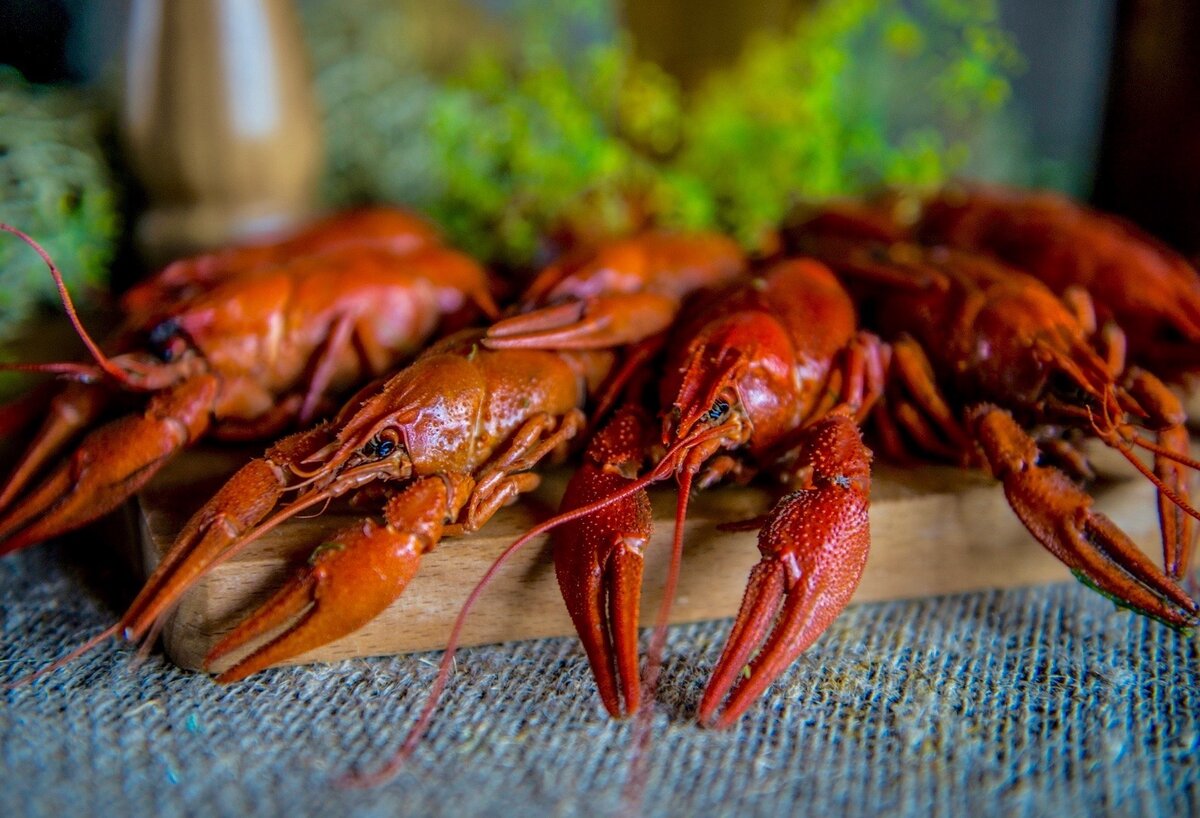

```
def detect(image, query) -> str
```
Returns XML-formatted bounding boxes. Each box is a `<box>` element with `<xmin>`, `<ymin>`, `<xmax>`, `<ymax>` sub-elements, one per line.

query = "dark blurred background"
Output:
<box><xmin>0</xmin><ymin>0</ymin><xmax>1196</xmax><ymax>252</ymax></box>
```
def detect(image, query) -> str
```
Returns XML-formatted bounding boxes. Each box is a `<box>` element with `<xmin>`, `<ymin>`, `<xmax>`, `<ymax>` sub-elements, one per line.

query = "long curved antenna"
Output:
<box><xmin>0</xmin><ymin>224</ymin><xmax>140</xmax><ymax>388</ymax></box>
<box><xmin>340</xmin><ymin>421</ymin><xmax>739</xmax><ymax>787</ymax></box>
<box><xmin>1121</xmin><ymin>427</ymin><xmax>1200</xmax><ymax>471</ymax></box>
<box><xmin>623</xmin><ymin>465</ymin><xmax>696</xmax><ymax>812</ymax></box>
<box><xmin>1110</xmin><ymin>437</ymin><xmax>1200</xmax><ymax>523</ymax></box>
<box><xmin>2</xmin><ymin>623</ymin><xmax>123</xmax><ymax>690</ymax></box>
<box><xmin>0</xmin><ymin>362</ymin><xmax>106</xmax><ymax>380</ymax></box>
<box><xmin>1087</xmin><ymin>407</ymin><xmax>1200</xmax><ymax>523</ymax></box>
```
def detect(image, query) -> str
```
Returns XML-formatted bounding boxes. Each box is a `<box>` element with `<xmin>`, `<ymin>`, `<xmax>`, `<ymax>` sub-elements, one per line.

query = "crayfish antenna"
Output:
<box><xmin>1086</xmin><ymin>371</ymin><xmax>1200</xmax><ymax>580</ymax></box>
<box><xmin>0</xmin><ymin>224</ymin><xmax>140</xmax><ymax>389</ymax></box>
<box><xmin>621</xmin><ymin>463</ymin><xmax>696</xmax><ymax>812</ymax></box>
<box><xmin>2</xmin><ymin>623</ymin><xmax>123</xmax><ymax>690</ymax></box>
<box><xmin>341</xmin><ymin>440</ymin><xmax>704</xmax><ymax>787</ymax></box>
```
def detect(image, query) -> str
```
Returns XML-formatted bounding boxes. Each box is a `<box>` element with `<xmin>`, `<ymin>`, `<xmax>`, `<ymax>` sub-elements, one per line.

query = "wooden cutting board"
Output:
<box><xmin>136</xmin><ymin>445</ymin><xmax>1170</xmax><ymax>674</ymax></box>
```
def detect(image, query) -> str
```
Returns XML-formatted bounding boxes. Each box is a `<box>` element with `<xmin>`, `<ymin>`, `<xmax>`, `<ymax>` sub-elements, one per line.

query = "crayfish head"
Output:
<box><xmin>661</xmin><ymin>305</ymin><xmax>793</xmax><ymax>465</ymax></box>
<box><xmin>660</xmin><ymin>344</ymin><xmax>753</xmax><ymax>481</ymax></box>
<box><xmin>106</xmin><ymin>312</ymin><xmax>210</xmax><ymax>389</ymax></box>
<box><xmin>289</xmin><ymin>377</ymin><xmax>421</xmax><ymax>491</ymax></box>
<box><xmin>294</xmin><ymin>421</ymin><xmax>415</xmax><ymax>493</ymax></box>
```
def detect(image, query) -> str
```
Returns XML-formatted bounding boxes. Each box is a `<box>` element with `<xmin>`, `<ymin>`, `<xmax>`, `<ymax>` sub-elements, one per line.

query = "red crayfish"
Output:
<box><xmin>15</xmin><ymin>229</ymin><xmax>747</xmax><ymax>691</ymax></box>
<box><xmin>6</xmin><ymin>189</ymin><xmax>1200</xmax><ymax>788</ymax></box>
<box><xmin>790</xmin><ymin>228</ymin><xmax>1200</xmax><ymax>616</ymax></box>
<box><xmin>0</xmin><ymin>209</ymin><xmax>496</xmax><ymax>554</ymax></box>
<box><xmin>551</xmin><ymin>260</ymin><xmax>887</xmax><ymax>726</ymax></box>
<box><xmin>797</xmin><ymin>184</ymin><xmax>1200</xmax><ymax>379</ymax></box>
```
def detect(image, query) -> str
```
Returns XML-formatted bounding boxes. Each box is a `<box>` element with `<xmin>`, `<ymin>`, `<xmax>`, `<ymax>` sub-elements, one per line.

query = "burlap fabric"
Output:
<box><xmin>2</xmin><ymin>539</ymin><xmax>1197</xmax><ymax>817</ymax></box>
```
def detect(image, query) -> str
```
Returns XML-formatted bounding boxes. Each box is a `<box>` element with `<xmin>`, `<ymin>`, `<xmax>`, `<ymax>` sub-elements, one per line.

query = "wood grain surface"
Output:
<box><xmin>137</xmin><ymin>446</ymin><xmax>1168</xmax><ymax>673</ymax></box>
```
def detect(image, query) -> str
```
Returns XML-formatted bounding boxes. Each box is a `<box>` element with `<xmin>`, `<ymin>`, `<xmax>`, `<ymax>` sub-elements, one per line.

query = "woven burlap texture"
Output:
<box><xmin>2</xmin><ymin>539</ymin><xmax>1197</xmax><ymax>818</ymax></box>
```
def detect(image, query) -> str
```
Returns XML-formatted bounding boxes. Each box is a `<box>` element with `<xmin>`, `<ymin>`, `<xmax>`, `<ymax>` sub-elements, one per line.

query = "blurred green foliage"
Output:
<box><xmin>426</xmin><ymin>44</ymin><xmax>688</xmax><ymax>265</ymax></box>
<box><xmin>306</xmin><ymin>0</ymin><xmax>1026</xmax><ymax>265</ymax></box>
<box><xmin>676</xmin><ymin>0</ymin><xmax>1025</xmax><ymax>246</ymax></box>
<box><xmin>300</xmin><ymin>0</ymin><xmax>445</xmax><ymax>210</ymax></box>
<box><xmin>0</xmin><ymin>69</ymin><xmax>120</xmax><ymax>342</ymax></box>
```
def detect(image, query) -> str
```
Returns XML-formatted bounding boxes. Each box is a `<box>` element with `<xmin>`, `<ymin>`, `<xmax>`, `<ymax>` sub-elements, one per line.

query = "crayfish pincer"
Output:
<box><xmin>483</xmin><ymin>230</ymin><xmax>745</xmax><ymax>351</ymax></box>
<box><xmin>551</xmin><ymin>259</ymin><xmax>887</xmax><ymax>726</ymax></box>
<box><xmin>107</xmin><ymin>329</ymin><xmax>614</xmax><ymax>680</ymax></box>
<box><xmin>794</xmin><ymin>233</ymin><xmax>1200</xmax><ymax>628</ymax></box>
<box><xmin>0</xmin><ymin>210</ymin><xmax>497</xmax><ymax>555</ymax></box>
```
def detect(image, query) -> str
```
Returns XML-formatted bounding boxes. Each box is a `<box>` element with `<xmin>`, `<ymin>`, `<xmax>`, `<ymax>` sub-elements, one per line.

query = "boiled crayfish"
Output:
<box><xmin>791</xmin><ymin>229</ymin><xmax>1200</xmax><ymax>619</ymax></box>
<box><xmin>8</xmin><ymin>188</ymin><xmax>1200</xmax><ymax>787</ymax></box>
<box><xmin>552</xmin><ymin>259</ymin><xmax>887</xmax><ymax>726</ymax></box>
<box><xmin>124</xmin><ymin>329</ymin><xmax>614</xmax><ymax>681</ymax></box>
<box><xmin>73</xmin><ymin>229</ymin><xmax>746</xmax><ymax>683</ymax></box>
<box><xmin>795</xmin><ymin>184</ymin><xmax>1200</xmax><ymax>380</ymax></box>
<box><xmin>0</xmin><ymin>209</ymin><xmax>497</xmax><ymax>554</ymax></box>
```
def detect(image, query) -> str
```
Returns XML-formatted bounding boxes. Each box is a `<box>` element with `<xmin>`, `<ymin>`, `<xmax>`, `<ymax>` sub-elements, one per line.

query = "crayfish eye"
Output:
<box><xmin>363</xmin><ymin>428</ymin><xmax>402</xmax><ymax>460</ymax></box>
<box><xmin>1046</xmin><ymin>370</ymin><xmax>1088</xmax><ymax>404</ymax></box>
<box><xmin>706</xmin><ymin>398</ymin><xmax>730</xmax><ymax>422</ymax></box>
<box><xmin>148</xmin><ymin>318</ymin><xmax>184</xmax><ymax>362</ymax></box>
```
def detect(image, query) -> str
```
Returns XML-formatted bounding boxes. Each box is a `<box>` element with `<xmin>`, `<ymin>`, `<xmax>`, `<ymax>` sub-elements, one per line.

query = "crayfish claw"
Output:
<box><xmin>208</xmin><ymin>476</ymin><xmax>450</xmax><ymax>681</ymax></box>
<box><xmin>972</xmin><ymin>405</ymin><xmax>1199</xmax><ymax>629</ymax></box>
<box><xmin>700</xmin><ymin>414</ymin><xmax>872</xmax><ymax>728</ymax></box>
<box><xmin>1076</xmin><ymin>512</ymin><xmax>1198</xmax><ymax>629</ymax></box>
<box><xmin>483</xmin><ymin>294</ymin><xmax>679</xmax><ymax>351</ymax></box>
<box><xmin>697</xmin><ymin>559</ymin><xmax>787</xmax><ymax>727</ymax></box>
<box><xmin>1153</xmin><ymin>423</ymin><xmax>1196</xmax><ymax>580</ymax></box>
<box><xmin>557</xmin><ymin>529</ymin><xmax>648</xmax><ymax>717</ymax></box>
<box><xmin>206</xmin><ymin>569</ymin><xmax>323</xmax><ymax>682</ymax></box>
<box><xmin>553</xmin><ymin>406</ymin><xmax>653</xmax><ymax>716</ymax></box>
<box><xmin>0</xmin><ymin>382</ymin><xmax>109</xmax><ymax>514</ymax></box>
<box><xmin>118</xmin><ymin>424</ymin><xmax>335</xmax><ymax>641</ymax></box>
<box><xmin>0</xmin><ymin>376</ymin><xmax>218</xmax><ymax>555</ymax></box>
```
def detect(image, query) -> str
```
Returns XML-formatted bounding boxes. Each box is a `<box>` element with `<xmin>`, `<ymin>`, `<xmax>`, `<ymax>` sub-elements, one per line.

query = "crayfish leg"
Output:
<box><xmin>1115</xmin><ymin>366</ymin><xmax>1197</xmax><ymax>579</ymax></box>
